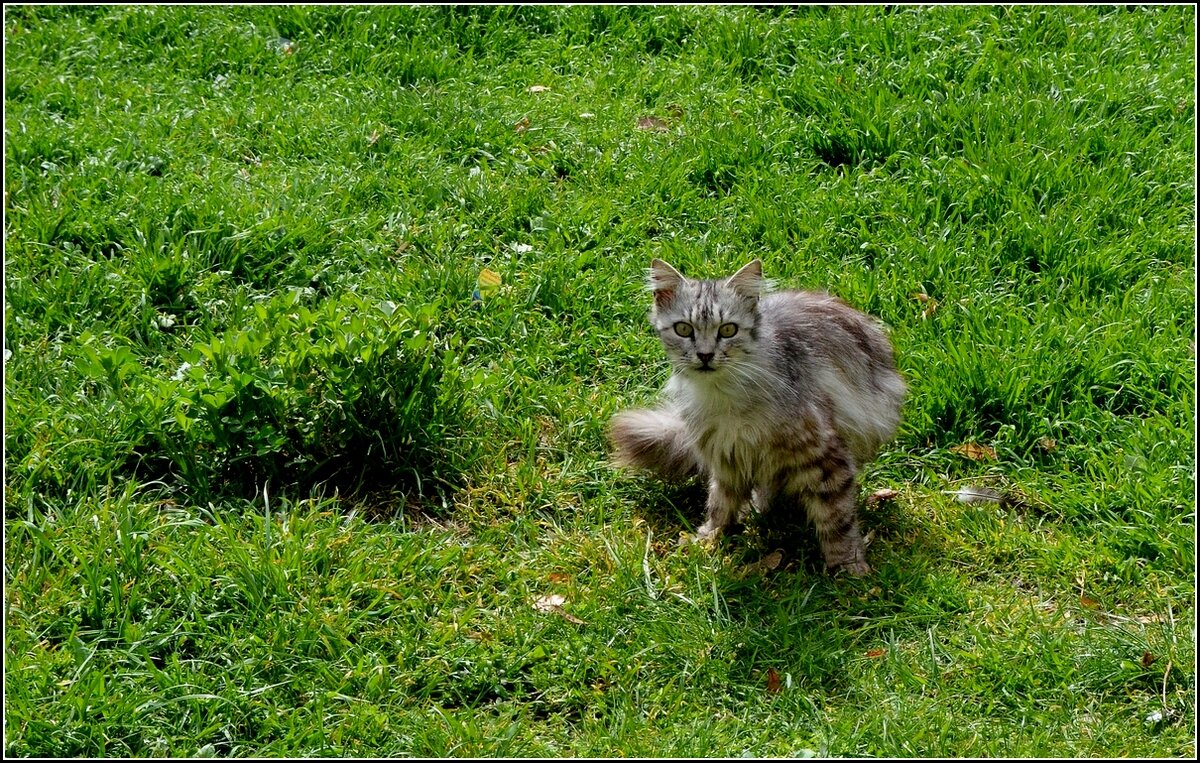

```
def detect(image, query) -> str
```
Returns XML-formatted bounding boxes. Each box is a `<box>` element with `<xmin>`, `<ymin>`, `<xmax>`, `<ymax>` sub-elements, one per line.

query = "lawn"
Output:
<box><xmin>3</xmin><ymin>5</ymin><xmax>1195</xmax><ymax>757</ymax></box>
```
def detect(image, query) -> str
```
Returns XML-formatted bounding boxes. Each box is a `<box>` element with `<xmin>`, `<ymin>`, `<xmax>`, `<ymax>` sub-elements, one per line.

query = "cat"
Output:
<box><xmin>608</xmin><ymin>258</ymin><xmax>905</xmax><ymax>576</ymax></box>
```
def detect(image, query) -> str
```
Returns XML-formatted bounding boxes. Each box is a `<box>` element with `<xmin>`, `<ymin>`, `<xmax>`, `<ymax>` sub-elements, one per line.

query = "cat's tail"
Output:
<box><xmin>607</xmin><ymin>408</ymin><xmax>701</xmax><ymax>482</ymax></box>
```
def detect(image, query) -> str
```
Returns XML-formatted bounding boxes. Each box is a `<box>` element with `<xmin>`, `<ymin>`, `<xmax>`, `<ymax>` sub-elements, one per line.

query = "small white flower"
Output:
<box><xmin>171</xmin><ymin>362</ymin><xmax>191</xmax><ymax>381</ymax></box>
<box><xmin>510</xmin><ymin>243</ymin><xmax>533</xmax><ymax>254</ymax></box>
<box><xmin>155</xmin><ymin>313</ymin><xmax>176</xmax><ymax>330</ymax></box>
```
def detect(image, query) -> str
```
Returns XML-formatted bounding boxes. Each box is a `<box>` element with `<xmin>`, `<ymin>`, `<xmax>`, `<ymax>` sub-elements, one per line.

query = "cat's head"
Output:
<box><xmin>647</xmin><ymin>258</ymin><xmax>764</xmax><ymax>377</ymax></box>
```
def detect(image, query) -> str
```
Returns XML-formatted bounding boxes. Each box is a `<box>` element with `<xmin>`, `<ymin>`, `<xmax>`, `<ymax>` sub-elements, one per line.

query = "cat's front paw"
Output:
<box><xmin>678</xmin><ymin>531</ymin><xmax>717</xmax><ymax>549</ymax></box>
<box><xmin>678</xmin><ymin>521</ymin><xmax>723</xmax><ymax>548</ymax></box>
<box><xmin>694</xmin><ymin>520</ymin><xmax>723</xmax><ymax>541</ymax></box>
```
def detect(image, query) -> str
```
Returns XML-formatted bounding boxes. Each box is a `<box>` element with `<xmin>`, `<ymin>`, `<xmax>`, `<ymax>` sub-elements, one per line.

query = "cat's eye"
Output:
<box><xmin>718</xmin><ymin>323</ymin><xmax>738</xmax><ymax>338</ymax></box>
<box><xmin>673</xmin><ymin>322</ymin><xmax>694</xmax><ymax>338</ymax></box>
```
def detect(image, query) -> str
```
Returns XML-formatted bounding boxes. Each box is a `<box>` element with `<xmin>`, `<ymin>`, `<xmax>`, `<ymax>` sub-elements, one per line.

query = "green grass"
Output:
<box><xmin>4</xmin><ymin>5</ymin><xmax>1195</xmax><ymax>757</ymax></box>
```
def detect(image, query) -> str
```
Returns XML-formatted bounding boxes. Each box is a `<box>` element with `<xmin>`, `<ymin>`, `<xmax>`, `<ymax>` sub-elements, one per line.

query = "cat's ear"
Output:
<box><xmin>725</xmin><ymin>259</ymin><xmax>763</xmax><ymax>299</ymax></box>
<box><xmin>649</xmin><ymin>258</ymin><xmax>685</xmax><ymax>310</ymax></box>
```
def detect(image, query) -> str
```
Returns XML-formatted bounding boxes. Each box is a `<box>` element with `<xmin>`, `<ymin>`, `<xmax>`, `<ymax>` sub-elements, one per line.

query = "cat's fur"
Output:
<box><xmin>608</xmin><ymin>258</ymin><xmax>905</xmax><ymax>576</ymax></box>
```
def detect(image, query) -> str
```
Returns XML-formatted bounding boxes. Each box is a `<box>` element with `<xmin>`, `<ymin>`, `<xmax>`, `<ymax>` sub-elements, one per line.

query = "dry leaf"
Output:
<box><xmin>368</xmin><ymin>129</ymin><xmax>380</xmax><ymax>146</ymax></box>
<box><xmin>910</xmin><ymin>292</ymin><xmax>932</xmax><ymax>302</ymax></box>
<box><xmin>1038</xmin><ymin>438</ymin><xmax>1057</xmax><ymax>452</ymax></box>
<box><xmin>636</xmin><ymin>115</ymin><xmax>670</xmax><ymax>132</ymax></box>
<box><xmin>866</xmin><ymin>488</ymin><xmax>899</xmax><ymax>505</ymax></box>
<box><xmin>759</xmin><ymin>550</ymin><xmax>783</xmax><ymax>571</ymax></box>
<box><xmin>534</xmin><ymin>593</ymin><xmax>566</xmax><ymax>612</ymax></box>
<box><xmin>1079</xmin><ymin>594</ymin><xmax>1101</xmax><ymax>609</ymax></box>
<box><xmin>1141</xmin><ymin>650</ymin><xmax>1157</xmax><ymax>669</ymax></box>
<box><xmin>766</xmin><ymin>667</ymin><xmax>782</xmax><ymax>694</ymax></box>
<box><xmin>514</xmin><ymin>116</ymin><xmax>531</xmax><ymax>133</ymax></box>
<box><xmin>865</xmin><ymin>648</ymin><xmax>886</xmax><ymax>659</ymax></box>
<box><xmin>951</xmin><ymin>442</ymin><xmax>996</xmax><ymax>461</ymax></box>
<box><xmin>528</xmin><ymin>85</ymin><xmax>550</xmax><ymax>93</ymax></box>
<box><xmin>740</xmin><ymin>550</ymin><xmax>783</xmax><ymax>577</ymax></box>
<box><xmin>548</xmin><ymin>572</ymin><xmax>572</xmax><ymax>584</ymax></box>
<box><xmin>533</xmin><ymin>593</ymin><xmax>586</xmax><ymax>625</ymax></box>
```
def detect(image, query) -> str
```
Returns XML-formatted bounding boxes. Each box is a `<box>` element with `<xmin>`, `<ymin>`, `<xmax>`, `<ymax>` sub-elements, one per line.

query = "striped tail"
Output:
<box><xmin>607</xmin><ymin>407</ymin><xmax>701</xmax><ymax>482</ymax></box>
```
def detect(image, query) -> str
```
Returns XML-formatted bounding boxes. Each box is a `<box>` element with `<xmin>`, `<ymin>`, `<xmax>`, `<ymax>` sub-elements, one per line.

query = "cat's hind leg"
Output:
<box><xmin>805</xmin><ymin>488</ymin><xmax>870</xmax><ymax>576</ymax></box>
<box><xmin>780</xmin><ymin>452</ymin><xmax>870</xmax><ymax>576</ymax></box>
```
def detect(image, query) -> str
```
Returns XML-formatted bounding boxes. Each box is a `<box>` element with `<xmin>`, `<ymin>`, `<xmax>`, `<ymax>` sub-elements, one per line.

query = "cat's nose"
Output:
<box><xmin>697</xmin><ymin>352</ymin><xmax>715</xmax><ymax>365</ymax></box>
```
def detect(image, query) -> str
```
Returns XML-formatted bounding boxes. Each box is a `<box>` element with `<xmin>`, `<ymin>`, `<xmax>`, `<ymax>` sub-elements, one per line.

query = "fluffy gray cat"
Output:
<box><xmin>608</xmin><ymin>258</ymin><xmax>905</xmax><ymax>576</ymax></box>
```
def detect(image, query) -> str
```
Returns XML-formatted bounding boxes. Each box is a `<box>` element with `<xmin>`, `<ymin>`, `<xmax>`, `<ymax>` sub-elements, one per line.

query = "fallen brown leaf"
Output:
<box><xmin>865</xmin><ymin>648</ymin><xmax>886</xmax><ymax>659</ymax></box>
<box><xmin>866</xmin><ymin>488</ymin><xmax>899</xmax><ymax>505</ymax></box>
<box><xmin>766</xmin><ymin>667</ymin><xmax>782</xmax><ymax>694</ymax></box>
<box><xmin>1079</xmin><ymin>594</ymin><xmax>1101</xmax><ymax>609</ymax></box>
<box><xmin>534</xmin><ymin>593</ymin><xmax>565</xmax><ymax>612</ymax></box>
<box><xmin>548</xmin><ymin>572</ymin><xmax>572</xmax><ymax>584</ymax></box>
<box><xmin>514</xmin><ymin>116</ymin><xmax>531</xmax><ymax>133</ymax></box>
<box><xmin>951</xmin><ymin>442</ymin><xmax>996</xmax><ymax>461</ymax></box>
<box><xmin>1038</xmin><ymin>437</ymin><xmax>1057</xmax><ymax>452</ymax></box>
<box><xmin>739</xmin><ymin>550</ymin><xmax>784</xmax><ymax>577</ymax></box>
<box><xmin>533</xmin><ymin>593</ymin><xmax>586</xmax><ymax>625</ymax></box>
<box><xmin>1141</xmin><ymin>650</ymin><xmax>1157</xmax><ymax>669</ymax></box>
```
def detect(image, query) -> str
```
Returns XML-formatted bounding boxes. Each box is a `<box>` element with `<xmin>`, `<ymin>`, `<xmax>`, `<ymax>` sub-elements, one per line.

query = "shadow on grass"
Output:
<box><xmin>628</xmin><ymin>476</ymin><xmax>949</xmax><ymax>580</ymax></box>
